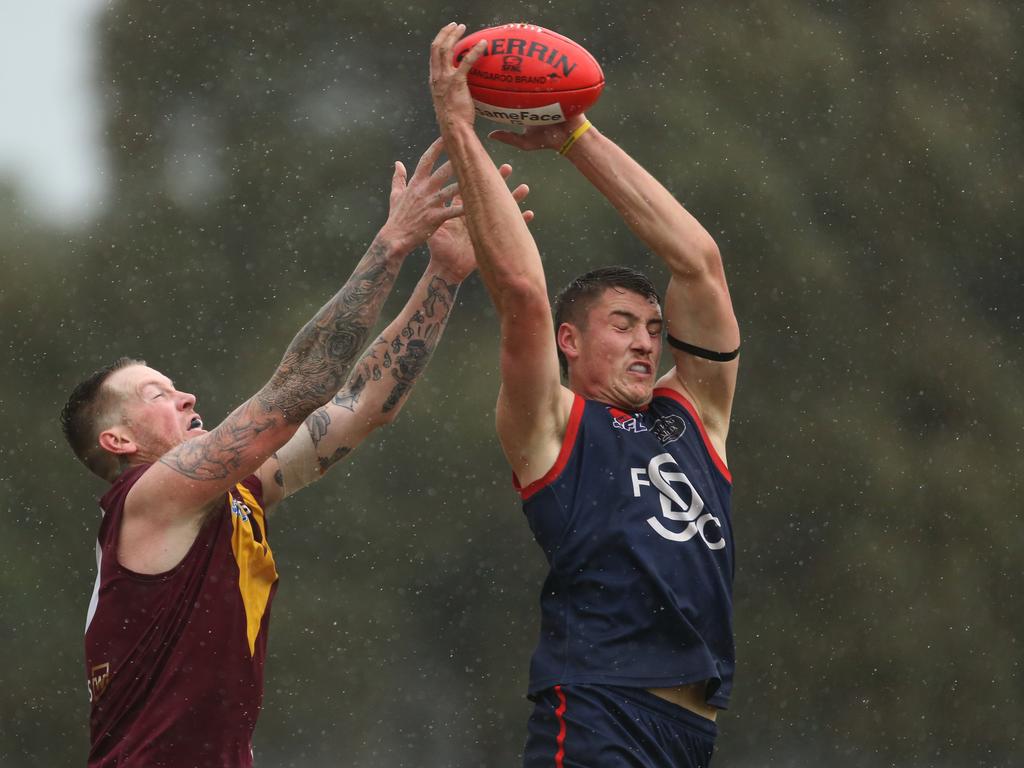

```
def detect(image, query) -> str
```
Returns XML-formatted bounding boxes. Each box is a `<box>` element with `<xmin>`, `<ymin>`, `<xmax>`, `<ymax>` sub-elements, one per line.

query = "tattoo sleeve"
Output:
<box><xmin>265</xmin><ymin>271</ymin><xmax>460</xmax><ymax>492</ymax></box>
<box><xmin>160</xmin><ymin>399</ymin><xmax>279</xmax><ymax>480</ymax></box>
<box><xmin>317</xmin><ymin>446</ymin><xmax>352</xmax><ymax>474</ymax></box>
<box><xmin>381</xmin><ymin>275</ymin><xmax>458</xmax><ymax>413</ymax></box>
<box><xmin>331</xmin><ymin>335</ymin><xmax>387</xmax><ymax>412</ymax></box>
<box><xmin>305</xmin><ymin>410</ymin><xmax>331</xmax><ymax>447</ymax></box>
<box><xmin>330</xmin><ymin>274</ymin><xmax>459</xmax><ymax>418</ymax></box>
<box><xmin>256</xmin><ymin>238</ymin><xmax>401</xmax><ymax>423</ymax></box>
<box><xmin>158</xmin><ymin>237</ymin><xmax>403</xmax><ymax>484</ymax></box>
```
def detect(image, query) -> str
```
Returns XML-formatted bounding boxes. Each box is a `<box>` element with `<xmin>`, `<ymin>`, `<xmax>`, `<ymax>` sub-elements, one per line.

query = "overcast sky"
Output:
<box><xmin>0</xmin><ymin>0</ymin><xmax>108</xmax><ymax>224</ymax></box>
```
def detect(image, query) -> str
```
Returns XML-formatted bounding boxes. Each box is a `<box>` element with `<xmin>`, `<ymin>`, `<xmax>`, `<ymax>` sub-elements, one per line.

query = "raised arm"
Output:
<box><xmin>429</xmin><ymin>23</ymin><xmax>573</xmax><ymax>486</ymax></box>
<box><xmin>121</xmin><ymin>139</ymin><xmax>460</xmax><ymax>570</ymax></box>
<box><xmin>491</xmin><ymin>116</ymin><xmax>740</xmax><ymax>452</ymax></box>
<box><xmin>261</xmin><ymin>171</ymin><xmax>533</xmax><ymax>507</ymax></box>
<box><xmin>258</xmin><ymin>253</ymin><xmax>464</xmax><ymax>507</ymax></box>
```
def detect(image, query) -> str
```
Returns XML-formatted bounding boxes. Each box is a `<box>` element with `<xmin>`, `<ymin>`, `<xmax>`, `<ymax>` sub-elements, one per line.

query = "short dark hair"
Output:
<box><xmin>61</xmin><ymin>357</ymin><xmax>146</xmax><ymax>481</ymax></box>
<box><xmin>552</xmin><ymin>266</ymin><xmax>661</xmax><ymax>376</ymax></box>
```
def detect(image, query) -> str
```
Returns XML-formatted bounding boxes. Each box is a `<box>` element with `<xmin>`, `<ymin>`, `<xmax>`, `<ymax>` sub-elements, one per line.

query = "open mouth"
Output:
<box><xmin>188</xmin><ymin>416</ymin><xmax>204</xmax><ymax>430</ymax></box>
<box><xmin>628</xmin><ymin>363</ymin><xmax>652</xmax><ymax>375</ymax></box>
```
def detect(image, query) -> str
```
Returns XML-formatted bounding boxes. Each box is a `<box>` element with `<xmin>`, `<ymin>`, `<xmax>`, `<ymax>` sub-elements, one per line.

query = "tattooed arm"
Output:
<box><xmin>119</xmin><ymin>139</ymin><xmax>459</xmax><ymax>574</ymax></box>
<box><xmin>258</xmin><ymin>212</ymin><xmax>475</xmax><ymax>507</ymax></box>
<box><xmin>260</xmin><ymin>172</ymin><xmax>532</xmax><ymax>507</ymax></box>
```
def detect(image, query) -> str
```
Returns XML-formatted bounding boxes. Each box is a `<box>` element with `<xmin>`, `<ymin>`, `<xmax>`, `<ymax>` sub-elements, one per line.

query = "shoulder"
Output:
<box><xmin>513</xmin><ymin>392</ymin><xmax>589</xmax><ymax>499</ymax></box>
<box><xmin>651</xmin><ymin>386</ymin><xmax>700</xmax><ymax>419</ymax></box>
<box><xmin>652</xmin><ymin>387</ymin><xmax>732</xmax><ymax>483</ymax></box>
<box><xmin>99</xmin><ymin>463</ymin><xmax>153</xmax><ymax>513</ymax></box>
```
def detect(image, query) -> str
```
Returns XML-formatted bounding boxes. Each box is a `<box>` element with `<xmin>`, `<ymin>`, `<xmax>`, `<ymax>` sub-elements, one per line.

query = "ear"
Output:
<box><xmin>98</xmin><ymin>426</ymin><xmax>138</xmax><ymax>457</ymax></box>
<box><xmin>556</xmin><ymin>322</ymin><xmax>582</xmax><ymax>367</ymax></box>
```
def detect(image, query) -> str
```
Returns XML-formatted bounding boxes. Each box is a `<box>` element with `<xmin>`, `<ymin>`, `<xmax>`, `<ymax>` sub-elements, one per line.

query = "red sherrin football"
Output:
<box><xmin>453</xmin><ymin>24</ymin><xmax>604</xmax><ymax>125</ymax></box>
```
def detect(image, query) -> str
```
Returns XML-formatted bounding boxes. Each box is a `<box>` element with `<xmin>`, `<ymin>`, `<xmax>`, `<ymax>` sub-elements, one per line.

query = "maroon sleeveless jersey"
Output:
<box><xmin>84</xmin><ymin>463</ymin><xmax>279</xmax><ymax>767</ymax></box>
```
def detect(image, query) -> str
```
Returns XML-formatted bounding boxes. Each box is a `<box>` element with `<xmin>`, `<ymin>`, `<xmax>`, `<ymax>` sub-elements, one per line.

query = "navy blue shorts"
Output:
<box><xmin>523</xmin><ymin>684</ymin><xmax>718</xmax><ymax>767</ymax></box>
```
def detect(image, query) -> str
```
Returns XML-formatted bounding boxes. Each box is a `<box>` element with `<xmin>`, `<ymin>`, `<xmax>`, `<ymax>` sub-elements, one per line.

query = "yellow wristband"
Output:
<box><xmin>558</xmin><ymin>119</ymin><xmax>593</xmax><ymax>156</ymax></box>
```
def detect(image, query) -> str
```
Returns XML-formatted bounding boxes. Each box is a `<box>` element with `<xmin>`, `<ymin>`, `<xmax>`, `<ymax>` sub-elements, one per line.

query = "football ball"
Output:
<box><xmin>454</xmin><ymin>24</ymin><xmax>604</xmax><ymax>125</ymax></box>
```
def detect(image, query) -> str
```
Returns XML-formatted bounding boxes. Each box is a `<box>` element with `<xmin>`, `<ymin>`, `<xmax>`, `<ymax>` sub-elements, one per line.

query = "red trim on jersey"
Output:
<box><xmin>514</xmin><ymin>395</ymin><xmax>586</xmax><ymax>500</ymax></box>
<box><xmin>653</xmin><ymin>387</ymin><xmax>733</xmax><ymax>484</ymax></box>
<box><xmin>554</xmin><ymin>685</ymin><xmax>568</xmax><ymax>768</ymax></box>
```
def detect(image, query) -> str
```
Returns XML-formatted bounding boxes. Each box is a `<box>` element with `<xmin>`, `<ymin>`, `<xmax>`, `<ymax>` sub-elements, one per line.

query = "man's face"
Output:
<box><xmin>103</xmin><ymin>365</ymin><xmax>205</xmax><ymax>460</ymax></box>
<box><xmin>561</xmin><ymin>287</ymin><xmax>663</xmax><ymax>410</ymax></box>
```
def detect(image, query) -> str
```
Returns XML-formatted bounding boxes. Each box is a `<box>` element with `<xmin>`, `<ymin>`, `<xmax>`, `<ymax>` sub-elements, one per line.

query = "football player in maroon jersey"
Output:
<box><xmin>61</xmin><ymin>137</ymin><xmax>529</xmax><ymax>767</ymax></box>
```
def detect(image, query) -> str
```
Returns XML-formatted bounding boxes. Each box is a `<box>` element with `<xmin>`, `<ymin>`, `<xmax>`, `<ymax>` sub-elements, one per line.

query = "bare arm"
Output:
<box><xmin>145</xmin><ymin>237</ymin><xmax>406</xmax><ymax>493</ymax></box>
<box><xmin>429</xmin><ymin>24</ymin><xmax>572</xmax><ymax>486</ymax></box>
<box><xmin>491</xmin><ymin>117</ymin><xmax>740</xmax><ymax>452</ymax></box>
<box><xmin>121</xmin><ymin>140</ymin><xmax>460</xmax><ymax>571</ymax></box>
<box><xmin>259</xmin><ymin>241</ymin><xmax>466</xmax><ymax>505</ymax></box>
<box><xmin>261</xmin><ymin>170</ymin><xmax>532</xmax><ymax>506</ymax></box>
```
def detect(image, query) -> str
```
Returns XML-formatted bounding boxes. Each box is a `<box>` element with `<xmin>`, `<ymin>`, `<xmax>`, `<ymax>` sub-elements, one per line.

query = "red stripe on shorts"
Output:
<box><xmin>554</xmin><ymin>685</ymin><xmax>568</xmax><ymax>768</ymax></box>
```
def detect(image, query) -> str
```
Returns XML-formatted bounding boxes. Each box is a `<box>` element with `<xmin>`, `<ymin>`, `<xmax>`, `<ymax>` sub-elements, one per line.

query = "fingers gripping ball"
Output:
<box><xmin>453</xmin><ymin>24</ymin><xmax>604</xmax><ymax>125</ymax></box>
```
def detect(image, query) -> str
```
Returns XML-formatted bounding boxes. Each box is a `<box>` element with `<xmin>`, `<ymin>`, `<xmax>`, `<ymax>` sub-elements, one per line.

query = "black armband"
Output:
<box><xmin>666</xmin><ymin>334</ymin><xmax>740</xmax><ymax>362</ymax></box>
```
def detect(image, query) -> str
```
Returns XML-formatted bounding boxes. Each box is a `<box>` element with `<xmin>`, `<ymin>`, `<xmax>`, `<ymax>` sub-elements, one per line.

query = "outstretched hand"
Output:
<box><xmin>378</xmin><ymin>137</ymin><xmax>462</xmax><ymax>253</ymax></box>
<box><xmin>488</xmin><ymin>113</ymin><xmax>589</xmax><ymax>153</ymax></box>
<box><xmin>427</xmin><ymin>163</ymin><xmax>534</xmax><ymax>282</ymax></box>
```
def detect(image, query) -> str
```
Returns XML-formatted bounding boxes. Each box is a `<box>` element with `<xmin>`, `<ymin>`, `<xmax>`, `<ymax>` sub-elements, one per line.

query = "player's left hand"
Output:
<box><xmin>378</xmin><ymin>137</ymin><xmax>462</xmax><ymax>253</ymax></box>
<box><xmin>488</xmin><ymin>113</ymin><xmax>589</xmax><ymax>154</ymax></box>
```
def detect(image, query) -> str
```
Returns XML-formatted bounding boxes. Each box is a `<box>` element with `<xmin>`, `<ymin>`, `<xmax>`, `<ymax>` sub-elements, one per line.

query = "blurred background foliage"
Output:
<box><xmin>2</xmin><ymin>0</ymin><xmax>1022</xmax><ymax>765</ymax></box>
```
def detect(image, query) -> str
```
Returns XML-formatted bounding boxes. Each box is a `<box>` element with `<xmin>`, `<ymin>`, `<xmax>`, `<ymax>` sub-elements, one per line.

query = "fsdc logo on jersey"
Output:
<box><xmin>630</xmin><ymin>453</ymin><xmax>725</xmax><ymax>549</ymax></box>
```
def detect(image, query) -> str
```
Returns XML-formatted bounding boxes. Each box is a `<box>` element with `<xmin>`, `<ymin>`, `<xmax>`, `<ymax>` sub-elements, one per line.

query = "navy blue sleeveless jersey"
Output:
<box><xmin>516</xmin><ymin>388</ymin><xmax>735</xmax><ymax>709</ymax></box>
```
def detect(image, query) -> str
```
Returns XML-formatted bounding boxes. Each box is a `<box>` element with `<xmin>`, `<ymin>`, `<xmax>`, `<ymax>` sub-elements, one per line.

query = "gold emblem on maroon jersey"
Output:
<box><xmin>88</xmin><ymin>662</ymin><xmax>111</xmax><ymax>702</ymax></box>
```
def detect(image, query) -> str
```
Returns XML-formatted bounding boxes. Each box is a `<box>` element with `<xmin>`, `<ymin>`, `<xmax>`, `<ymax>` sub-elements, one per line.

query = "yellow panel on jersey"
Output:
<box><xmin>228</xmin><ymin>483</ymin><xmax>279</xmax><ymax>656</ymax></box>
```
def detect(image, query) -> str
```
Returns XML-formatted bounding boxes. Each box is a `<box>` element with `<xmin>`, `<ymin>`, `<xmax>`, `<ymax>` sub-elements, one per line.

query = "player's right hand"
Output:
<box><xmin>430</xmin><ymin>23</ymin><xmax>484</xmax><ymax>129</ymax></box>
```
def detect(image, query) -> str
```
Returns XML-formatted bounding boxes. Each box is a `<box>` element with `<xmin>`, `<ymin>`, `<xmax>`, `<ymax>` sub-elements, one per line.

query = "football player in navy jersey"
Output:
<box><xmin>60</xmin><ymin>138</ymin><xmax>531</xmax><ymax>768</ymax></box>
<box><xmin>431</xmin><ymin>24</ymin><xmax>740</xmax><ymax>767</ymax></box>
